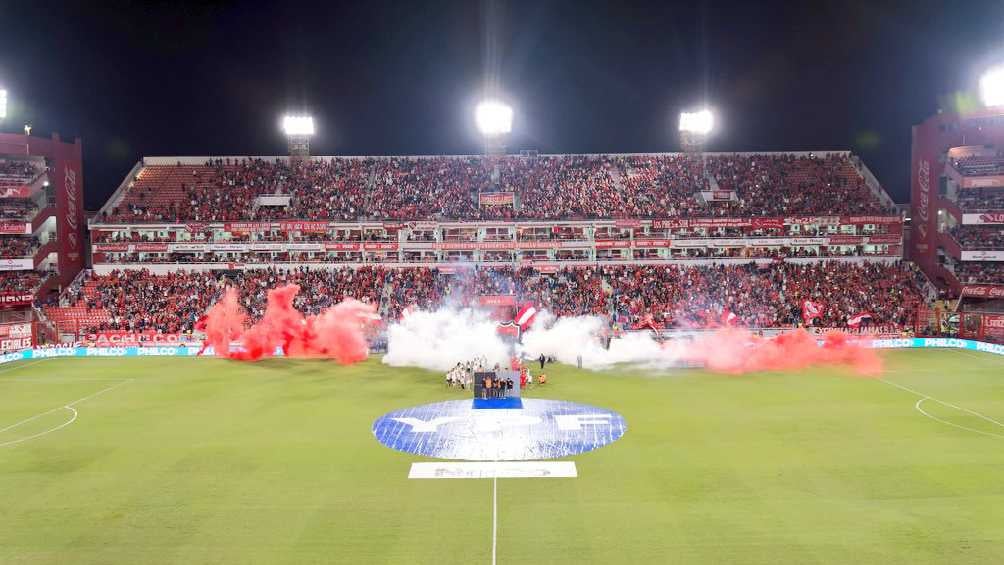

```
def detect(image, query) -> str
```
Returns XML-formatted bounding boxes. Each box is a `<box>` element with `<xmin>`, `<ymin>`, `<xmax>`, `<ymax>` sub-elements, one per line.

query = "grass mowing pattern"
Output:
<box><xmin>0</xmin><ymin>350</ymin><xmax>1002</xmax><ymax>564</ymax></box>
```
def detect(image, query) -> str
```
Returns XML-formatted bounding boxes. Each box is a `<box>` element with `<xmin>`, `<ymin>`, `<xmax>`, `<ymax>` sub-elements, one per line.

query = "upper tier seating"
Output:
<box><xmin>100</xmin><ymin>153</ymin><xmax>893</xmax><ymax>223</ymax></box>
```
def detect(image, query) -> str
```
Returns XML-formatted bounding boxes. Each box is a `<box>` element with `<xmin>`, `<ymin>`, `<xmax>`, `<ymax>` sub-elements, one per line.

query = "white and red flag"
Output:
<box><xmin>847</xmin><ymin>311</ymin><xmax>874</xmax><ymax>329</ymax></box>
<box><xmin>721</xmin><ymin>307</ymin><xmax>738</xmax><ymax>326</ymax></box>
<box><xmin>802</xmin><ymin>300</ymin><xmax>824</xmax><ymax>325</ymax></box>
<box><xmin>514</xmin><ymin>304</ymin><xmax>538</xmax><ymax>329</ymax></box>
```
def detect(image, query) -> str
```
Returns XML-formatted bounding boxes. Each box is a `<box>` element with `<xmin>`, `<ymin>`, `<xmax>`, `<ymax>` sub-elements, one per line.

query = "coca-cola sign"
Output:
<box><xmin>916</xmin><ymin>159</ymin><xmax>930</xmax><ymax>241</ymax></box>
<box><xmin>961</xmin><ymin>285</ymin><xmax>1004</xmax><ymax>298</ymax></box>
<box><xmin>65</xmin><ymin>165</ymin><xmax>79</xmax><ymax>260</ymax></box>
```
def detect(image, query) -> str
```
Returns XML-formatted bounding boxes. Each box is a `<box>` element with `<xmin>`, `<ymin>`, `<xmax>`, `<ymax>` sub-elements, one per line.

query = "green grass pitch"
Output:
<box><xmin>1</xmin><ymin>349</ymin><xmax>1003</xmax><ymax>564</ymax></box>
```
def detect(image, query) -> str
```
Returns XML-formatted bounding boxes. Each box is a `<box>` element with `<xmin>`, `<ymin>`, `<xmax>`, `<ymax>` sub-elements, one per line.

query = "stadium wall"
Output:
<box><xmin>88</xmin><ymin>255</ymin><xmax>902</xmax><ymax>275</ymax></box>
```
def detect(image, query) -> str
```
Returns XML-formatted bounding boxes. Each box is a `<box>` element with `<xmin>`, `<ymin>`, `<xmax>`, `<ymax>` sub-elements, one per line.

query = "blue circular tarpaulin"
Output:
<box><xmin>372</xmin><ymin>399</ymin><xmax>627</xmax><ymax>461</ymax></box>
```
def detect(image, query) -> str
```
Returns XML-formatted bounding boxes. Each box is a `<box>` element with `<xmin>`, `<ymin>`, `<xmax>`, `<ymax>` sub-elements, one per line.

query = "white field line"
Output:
<box><xmin>0</xmin><ymin>359</ymin><xmax>47</xmax><ymax>376</ymax></box>
<box><xmin>0</xmin><ymin>380</ymin><xmax>131</xmax><ymax>448</ymax></box>
<box><xmin>0</xmin><ymin>377</ymin><xmax>130</xmax><ymax>383</ymax></box>
<box><xmin>879</xmin><ymin>378</ymin><xmax>1004</xmax><ymax>439</ymax></box>
<box><xmin>492</xmin><ymin>475</ymin><xmax>498</xmax><ymax>565</ymax></box>
<box><xmin>0</xmin><ymin>407</ymin><xmax>77</xmax><ymax>447</ymax></box>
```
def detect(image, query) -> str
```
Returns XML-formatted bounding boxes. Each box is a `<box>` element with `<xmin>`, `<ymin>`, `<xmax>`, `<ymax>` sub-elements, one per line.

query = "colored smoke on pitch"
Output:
<box><xmin>382</xmin><ymin>305</ymin><xmax>883</xmax><ymax>375</ymax></box>
<box><xmin>668</xmin><ymin>327</ymin><xmax>883</xmax><ymax>376</ymax></box>
<box><xmin>199</xmin><ymin>284</ymin><xmax>379</xmax><ymax>362</ymax></box>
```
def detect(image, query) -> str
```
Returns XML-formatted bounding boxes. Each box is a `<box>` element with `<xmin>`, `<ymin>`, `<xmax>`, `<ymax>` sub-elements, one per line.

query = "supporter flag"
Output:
<box><xmin>720</xmin><ymin>307</ymin><xmax>738</xmax><ymax>327</ymax></box>
<box><xmin>496</xmin><ymin>321</ymin><xmax>521</xmax><ymax>338</ymax></box>
<box><xmin>514</xmin><ymin>304</ymin><xmax>538</xmax><ymax>330</ymax></box>
<box><xmin>639</xmin><ymin>313</ymin><xmax>659</xmax><ymax>332</ymax></box>
<box><xmin>847</xmin><ymin>311</ymin><xmax>874</xmax><ymax>329</ymax></box>
<box><xmin>401</xmin><ymin>304</ymin><xmax>417</xmax><ymax>321</ymax></box>
<box><xmin>802</xmin><ymin>300</ymin><xmax>824</xmax><ymax>325</ymax></box>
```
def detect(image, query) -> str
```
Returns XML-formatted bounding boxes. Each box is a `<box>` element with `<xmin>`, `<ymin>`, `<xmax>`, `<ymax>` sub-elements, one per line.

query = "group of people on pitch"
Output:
<box><xmin>480</xmin><ymin>374</ymin><xmax>515</xmax><ymax>399</ymax></box>
<box><xmin>446</xmin><ymin>356</ymin><xmax>489</xmax><ymax>389</ymax></box>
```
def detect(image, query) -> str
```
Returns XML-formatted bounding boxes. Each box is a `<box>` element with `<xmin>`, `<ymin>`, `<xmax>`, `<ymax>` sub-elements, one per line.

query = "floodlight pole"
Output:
<box><xmin>680</xmin><ymin>130</ymin><xmax>708</xmax><ymax>179</ymax></box>
<box><xmin>679</xmin><ymin>111</ymin><xmax>712</xmax><ymax>185</ymax></box>
<box><xmin>287</xmin><ymin>132</ymin><xmax>310</xmax><ymax>162</ymax></box>
<box><xmin>483</xmin><ymin>133</ymin><xmax>507</xmax><ymax>156</ymax></box>
<box><xmin>282</xmin><ymin>116</ymin><xmax>315</xmax><ymax>165</ymax></box>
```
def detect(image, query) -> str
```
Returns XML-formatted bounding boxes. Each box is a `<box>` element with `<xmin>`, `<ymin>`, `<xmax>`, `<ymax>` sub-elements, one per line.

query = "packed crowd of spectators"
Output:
<box><xmin>953</xmin><ymin>262</ymin><xmax>1004</xmax><ymax>284</ymax></box>
<box><xmin>953</xmin><ymin>154</ymin><xmax>1004</xmax><ymax>177</ymax></box>
<box><xmin>0</xmin><ymin>160</ymin><xmax>40</xmax><ymax>187</ymax></box>
<box><xmin>707</xmin><ymin>153</ymin><xmax>887</xmax><ymax>217</ymax></box>
<box><xmin>0</xmin><ymin>271</ymin><xmax>43</xmax><ymax>293</ymax></box>
<box><xmin>957</xmin><ymin>188</ymin><xmax>1004</xmax><ymax>211</ymax></box>
<box><xmin>55</xmin><ymin>261</ymin><xmax>922</xmax><ymax>335</ymax></box>
<box><xmin>0</xmin><ymin>198</ymin><xmax>37</xmax><ymax>220</ymax></box>
<box><xmin>100</xmin><ymin>153</ymin><xmax>892</xmax><ymax>223</ymax></box>
<box><xmin>0</xmin><ymin>160</ymin><xmax>39</xmax><ymax>176</ymax></box>
<box><xmin>949</xmin><ymin>225</ymin><xmax>1004</xmax><ymax>249</ymax></box>
<box><xmin>58</xmin><ymin>266</ymin><xmax>393</xmax><ymax>334</ymax></box>
<box><xmin>0</xmin><ymin>236</ymin><xmax>39</xmax><ymax>257</ymax></box>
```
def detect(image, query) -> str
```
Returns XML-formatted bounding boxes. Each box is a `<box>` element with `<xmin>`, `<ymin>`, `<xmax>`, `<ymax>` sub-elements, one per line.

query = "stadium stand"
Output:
<box><xmin>98</xmin><ymin>152</ymin><xmax>893</xmax><ymax>222</ymax></box>
<box><xmin>49</xmin><ymin>262</ymin><xmax>923</xmax><ymax>336</ymax></box>
<box><xmin>949</xmin><ymin>225</ymin><xmax>1004</xmax><ymax>249</ymax></box>
<box><xmin>0</xmin><ymin>271</ymin><xmax>42</xmax><ymax>293</ymax></box>
<box><xmin>0</xmin><ymin>157</ymin><xmax>52</xmax><ymax>300</ymax></box>
<box><xmin>0</xmin><ymin>236</ymin><xmax>39</xmax><ymax>257</ymax></box>
<box><xmin>952</xmin><ymin>154</ymin><xmax>1004</xmax><ymax>177</ymax></box>
<box><xmin>953</xmin><ymin>262</ymin><xmax>1004</xmax><ymax>284</ymax></box>
<box><xmin>957</xmin><ymin>189</ymin><xmax>1004</xmax><ymax>211</ymax></box>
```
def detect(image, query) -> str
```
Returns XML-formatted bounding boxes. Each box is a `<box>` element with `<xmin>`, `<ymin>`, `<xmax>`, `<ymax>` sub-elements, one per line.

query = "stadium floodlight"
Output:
<box><xmin>679</xmin><ymin>109</ymin><xmax>714</xmax><ymax>135</ymax></box>
<box><xmin>475</xmin><ymin>100</ymin><xmax>513</xmax><ymax>136</ymax></box>
<box><xmin>282</xmin><ymin>115</ymin><xmax>315</xmax><ymax>137</ymax></box>
<box><xmin>0</xmin><ymin>89</ymin><xmax>7</xmax><ymax>120</ymax></box>
<box><xmin>979</xmin><ymin>67</ymin><xmax>1004</xmax><ymax>107</ymax></box>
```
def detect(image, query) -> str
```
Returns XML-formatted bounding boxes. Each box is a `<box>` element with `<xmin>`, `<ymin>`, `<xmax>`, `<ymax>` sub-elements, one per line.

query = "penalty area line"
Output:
<box><xmin>0</xmin><ymin>380</ymin><xmax>131</xmax><ymax>448</ymax></box>
<box><xmin>879</xmin><ymin>378</ymin><xmax>1004</xmax><ymax>439</ymax></box>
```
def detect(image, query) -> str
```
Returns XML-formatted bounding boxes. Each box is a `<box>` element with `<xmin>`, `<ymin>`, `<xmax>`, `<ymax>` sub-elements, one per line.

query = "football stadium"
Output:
<box><xmin>2</xmin><ymin>2</ymin><xmax>1004</xmax><ymax>564</ymax></box>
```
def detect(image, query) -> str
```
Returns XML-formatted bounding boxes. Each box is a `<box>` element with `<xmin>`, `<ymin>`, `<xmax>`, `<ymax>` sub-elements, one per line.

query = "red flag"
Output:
<box><xmin>496</xmin><ymin>321</ymin><xmax>520</xmax><ymax>338</ymax></box>
<box><xmin>721</xmin><ymin>307</ymin><xmax>738</xmax><ymax>326</ymax></box>
<box><xmin>514</xmin><ymin>304</ymin><xmax>538</xmax><ymax>329</ymax></box>
<box><xmin>802</xmin><ymin>300</ymin><xmax>824</xmax><ymax>325</ymax></box>
<box><xmin>847</xmin><ymin>311</ymin><xmax>874</xmax><ymax>329</ymax></box>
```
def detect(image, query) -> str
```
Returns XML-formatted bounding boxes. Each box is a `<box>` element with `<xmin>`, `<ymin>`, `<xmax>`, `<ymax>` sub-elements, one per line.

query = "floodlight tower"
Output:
<box><xmin>679</xmin><ymin>108</ymin><xmax>714</xmax><ymax>177</ymax></box>
<box><xmin>475</xmin><ymin>100</ymin><xmax>513</xmax><ymax>155</ymax></box>
<box><xmin>980</xmin><ymin>66</ymin><xmax>1004</xmax><ymax>107</ymax></box>
<box><xmin>282</xmin><ymin>115</ymin><xmax>315</xmax><ymax>162</ymax></box>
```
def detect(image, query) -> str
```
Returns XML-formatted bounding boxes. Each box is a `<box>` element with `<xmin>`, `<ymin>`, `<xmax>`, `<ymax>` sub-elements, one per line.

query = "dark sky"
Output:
<box><xmin>2</xmin><ymin>0</ymin><xmax>1003</xmax><ymax>209</ymax></box>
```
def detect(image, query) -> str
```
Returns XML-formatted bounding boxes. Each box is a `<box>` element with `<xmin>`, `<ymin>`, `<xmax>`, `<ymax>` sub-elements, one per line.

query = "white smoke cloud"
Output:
<box><xmin>382</xmin><ymin>306</ymin><xmax>687</xmax><ymax>372</ymax></box>
<box><xmin>519</xmin><ymin>310</ymin><xmax>684</xmax><ymax>370</ymax></box>
<box><xmin>381</xmin><ymin>307</ymin><xmax>880</xmax><ymax>376</ymax></box>
<box><xmin>382</xmin><ymin>307</ymin><xmax>512</xmax><ymax>371</ymax></box>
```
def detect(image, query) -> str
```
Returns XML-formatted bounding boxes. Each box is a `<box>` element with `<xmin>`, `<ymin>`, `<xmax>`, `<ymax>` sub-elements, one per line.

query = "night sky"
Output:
<box><xmin>1</xmin><ymin>0</ymin><xmax>1003</xmax><ymax>209</ymax></box>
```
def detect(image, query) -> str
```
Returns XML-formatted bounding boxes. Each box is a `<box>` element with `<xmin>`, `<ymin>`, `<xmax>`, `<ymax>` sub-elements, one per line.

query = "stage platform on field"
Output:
<box><xmin>473</xmin><ymin>397</ymin><xmax>523</xmax><ymax>409</ymax></box>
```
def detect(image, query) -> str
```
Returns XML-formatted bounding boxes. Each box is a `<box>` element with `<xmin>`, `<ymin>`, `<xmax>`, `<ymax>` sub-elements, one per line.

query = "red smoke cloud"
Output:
<box><xmin>199</xmin><ymin>284</ymin><xmax>379</xmax><ymax>363</ymax></box>
<box><xmin>676</xmin><ymin>327</ymin><xmax>882</xmax><ymax>376</ymax></box>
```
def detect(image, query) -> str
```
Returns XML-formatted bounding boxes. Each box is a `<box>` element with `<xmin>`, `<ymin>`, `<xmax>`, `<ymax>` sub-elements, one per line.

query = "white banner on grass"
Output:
<box><xmin>408</xmin><ymin>461</ymin><xmax>578</xmax><ymax>479</ymax></box>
